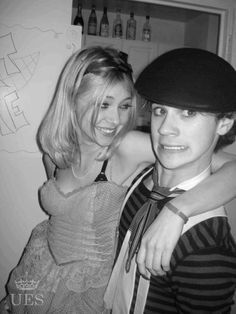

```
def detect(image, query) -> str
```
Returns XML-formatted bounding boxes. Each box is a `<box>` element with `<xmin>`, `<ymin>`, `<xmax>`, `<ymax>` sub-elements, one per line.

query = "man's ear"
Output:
<box><xmin>217</xmin><ymin>117</ymin><xmax>235</xmax><ymax>136</ymax></box>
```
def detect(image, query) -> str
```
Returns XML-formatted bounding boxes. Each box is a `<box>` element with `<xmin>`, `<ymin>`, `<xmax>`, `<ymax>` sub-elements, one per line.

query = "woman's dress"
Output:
<box><xmin>4</xmin><ymin>160</ymin><xmax>127</xmax><ymax>313</ymax></box>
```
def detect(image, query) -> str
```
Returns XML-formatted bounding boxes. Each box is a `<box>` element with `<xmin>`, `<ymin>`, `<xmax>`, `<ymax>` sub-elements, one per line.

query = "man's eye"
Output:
<box><xmin>182</xmin><ymin>110</ymin><xmax>197</xmax><ymax>117</ymax></box>
<box><xmin>152</xmin><ymin>107</ymin><xmax>165</xmax><ymax>116</ymax></box>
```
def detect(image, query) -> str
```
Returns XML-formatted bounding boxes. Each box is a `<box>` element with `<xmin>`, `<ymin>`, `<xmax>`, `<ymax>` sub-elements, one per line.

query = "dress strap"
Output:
<box><xmin>94</xmin><ymin>159</ymin><xmax>109</xmax><ymax>182</ymax></box>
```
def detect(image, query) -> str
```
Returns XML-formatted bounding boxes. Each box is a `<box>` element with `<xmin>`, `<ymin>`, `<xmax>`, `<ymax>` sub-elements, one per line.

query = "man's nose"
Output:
<box><xmin>158</xmin><ymin>114</ymin><xmax>179</xmax><ymax>136</ymax></box>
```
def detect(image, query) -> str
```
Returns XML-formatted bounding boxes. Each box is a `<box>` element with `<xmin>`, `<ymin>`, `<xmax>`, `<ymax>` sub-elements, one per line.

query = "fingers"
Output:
<box><xmin>152</xmin><ymin>248</ymin><xmax>169</xmax><ymax>275</ymax></box>
<box><xmin>161</xmin><ymin>249</ymin><xmax>172</xmax><ymax>272</ymax></box>
<box><xmin>136</xmin><ymin>242</ymin><xmax>149</xmax><ymax>278</ymax></box>
<box><xmin>146</xmin><ymin>246</ymin><xmax>165</xmax><ymax>276</ymax></box>
<box><xmin>137</xmin><ymin>239</ymin><xmax>167</xmax><ymax>277</ymax></box>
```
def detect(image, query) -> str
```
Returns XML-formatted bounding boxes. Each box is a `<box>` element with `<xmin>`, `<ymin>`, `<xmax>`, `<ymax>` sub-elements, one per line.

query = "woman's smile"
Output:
<box><xmin>96</xmin><ymin>126</ymin><xmax>118</xmax><ymax>137</ymax></box>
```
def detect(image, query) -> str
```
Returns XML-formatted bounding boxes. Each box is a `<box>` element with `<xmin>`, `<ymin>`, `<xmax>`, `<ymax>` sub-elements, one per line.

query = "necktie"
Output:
<box><xmin>126</xmin><ymin>165</ymin><xmax>184</xmax><ymax>272</ymax></box>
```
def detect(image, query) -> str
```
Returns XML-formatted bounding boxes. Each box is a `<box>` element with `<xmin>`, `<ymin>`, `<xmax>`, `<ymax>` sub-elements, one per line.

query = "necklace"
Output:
<box><xmin>71</xmin><ymin>163</ymin><xmax>94</xmax><ymax>179</ymax></box>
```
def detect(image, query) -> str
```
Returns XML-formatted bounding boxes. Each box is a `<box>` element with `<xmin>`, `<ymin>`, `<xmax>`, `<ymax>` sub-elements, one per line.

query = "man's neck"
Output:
<box><xmin>143</xmin><ymin>163</ymin><xmax>212</xmax><ymax>192</ymax></box>
<box><xmin>157</xmin><ymin>163</ymin><xmax>212</xmax><ymax>188</ymax></box>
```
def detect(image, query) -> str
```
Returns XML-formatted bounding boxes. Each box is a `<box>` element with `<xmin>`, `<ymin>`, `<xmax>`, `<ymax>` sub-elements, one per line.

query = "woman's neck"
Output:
<box><xmin>79</xmin><ymin>141</ymin><xmax>106</xmax><ymax>158</ymax></box>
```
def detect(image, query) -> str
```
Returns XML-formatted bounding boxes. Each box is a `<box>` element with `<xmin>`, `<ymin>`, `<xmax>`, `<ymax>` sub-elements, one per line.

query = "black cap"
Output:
<box><xmin>135</xmin><ymin>48</ymin><xmax>236</xmax><ymax>113</ymax></box>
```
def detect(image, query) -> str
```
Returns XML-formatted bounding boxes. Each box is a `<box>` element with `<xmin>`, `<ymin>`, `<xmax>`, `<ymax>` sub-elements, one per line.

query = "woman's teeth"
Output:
<box><xmin>97</xmin><ymin>127</ymin><xmax>116</xmax><ymax>135</ymax></box>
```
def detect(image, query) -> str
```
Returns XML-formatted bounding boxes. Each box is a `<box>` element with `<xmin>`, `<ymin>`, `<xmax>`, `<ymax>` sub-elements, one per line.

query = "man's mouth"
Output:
<box><xmin>160</xmin><ymin>144</ymin><xmax>187</xmax><ymax>151</ymax></box>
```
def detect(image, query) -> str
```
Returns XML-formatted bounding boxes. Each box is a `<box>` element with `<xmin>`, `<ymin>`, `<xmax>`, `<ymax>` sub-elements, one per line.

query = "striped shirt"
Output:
<box><xmin>118</xmin><ymin>168</ymin><xmax>236</xmax><ymax>313</ymax></box>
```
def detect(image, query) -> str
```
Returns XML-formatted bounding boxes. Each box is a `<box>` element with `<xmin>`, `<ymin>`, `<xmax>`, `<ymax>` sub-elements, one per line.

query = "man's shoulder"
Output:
<box><xmin>127</xmin><ymin>165</ymin><xmax>154</xmax><ymax>192</ymax></box>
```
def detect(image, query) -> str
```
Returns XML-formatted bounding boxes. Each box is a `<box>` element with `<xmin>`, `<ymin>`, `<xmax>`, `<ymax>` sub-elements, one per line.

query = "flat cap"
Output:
<box><xmin>135</xmin><ymin>48</ymin><xmax>236</xmax><ymax>113</ymax></box>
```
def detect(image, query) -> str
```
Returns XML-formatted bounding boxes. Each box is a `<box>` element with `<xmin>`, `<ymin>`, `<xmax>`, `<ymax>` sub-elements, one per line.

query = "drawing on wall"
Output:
<box><xmin>0</xmin><ymin>23</ymin><xmax>81</xmax><ymax>153</ymax></box>
<box><xmin>0</xmin><ymin>32</ymin><xmax>40</xmax><ymax>136</ymax></box>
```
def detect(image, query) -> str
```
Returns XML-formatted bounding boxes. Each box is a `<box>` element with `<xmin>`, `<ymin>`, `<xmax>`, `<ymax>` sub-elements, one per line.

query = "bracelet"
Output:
<box><xmin>165</xmin><ymin>202</ymin><xmax>189</xmax><ymax>224</ymax></box>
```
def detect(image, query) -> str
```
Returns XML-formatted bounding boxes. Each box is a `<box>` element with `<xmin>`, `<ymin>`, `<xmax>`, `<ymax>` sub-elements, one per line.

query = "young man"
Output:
<box><xmin>104</xmin><ymin>48</ymin><xmax>236</xmax><ymax>313</ymax></box>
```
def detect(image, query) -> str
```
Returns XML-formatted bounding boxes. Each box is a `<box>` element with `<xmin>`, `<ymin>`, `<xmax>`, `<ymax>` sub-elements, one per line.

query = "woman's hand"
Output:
<box><xmin>136</xmin><ymin>206</ymin><xmax>184</xmax><ymax>277</ymax></box>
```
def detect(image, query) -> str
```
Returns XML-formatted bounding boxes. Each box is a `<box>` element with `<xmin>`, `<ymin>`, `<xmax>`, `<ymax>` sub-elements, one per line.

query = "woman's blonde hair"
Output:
<box><xmin>37</xmin><ymin>46</ymin><xmax>136</xmax><ymax>168</ymax></box>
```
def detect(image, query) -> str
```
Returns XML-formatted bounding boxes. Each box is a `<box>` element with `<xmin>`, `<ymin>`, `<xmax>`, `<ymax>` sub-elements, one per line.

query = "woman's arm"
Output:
<box><xmin>119</xmin><ymin>130</ymin><xmax>155</xmax><ymax>165</ymax></box>
<box><xmin>137</xmin><ymin>150</ymin><xmax>236</xmax><ymax>277</ymax></box>
<box><xmin>174</xmin><ymin>150</ymin><xmax>236</xmax><ymax>216</ymax></box>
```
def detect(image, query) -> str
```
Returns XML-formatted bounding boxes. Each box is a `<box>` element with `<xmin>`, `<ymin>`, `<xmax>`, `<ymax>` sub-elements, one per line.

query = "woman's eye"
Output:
<box><xmin>120</xmin><ymin>103</ymin><xmax>132</xmax><ymax>110</ymax></box>
<box><xmin>152</xmin><ymin>106</ymin><xmax>165</xmax><ymax>116</ymax></box>
<box><xmin>100</xmin><ymin>102</ymin><xmax>110</xmax><ymax>109</ymax></box>
<box><xmin>182</xmin><ymin>110</ymin><xmax>197</xmax><ymax>117</ymax></box>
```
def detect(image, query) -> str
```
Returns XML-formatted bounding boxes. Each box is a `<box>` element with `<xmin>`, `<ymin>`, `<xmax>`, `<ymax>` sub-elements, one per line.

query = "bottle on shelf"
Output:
<box><xmin>142</xmin><ymin>15</ymin><xmax>151</xmax><ymax>42</ymax></box>
<box><xmin>99</xmin><ymin>6</ymin><xmax>109</xmax><ymax>37</ymax></box>
<box><xmin>126</xmin><ymin>12</ymin><xmax>136</xmax><ymax>40</ymax></box>
<box><xmin>113</xmin><ymin>9</ymin><xmax>123</xmax><ymax>39</ymax></box>
<box><xmin>73</xmin><ymin>3</ymin><xmax>84</xmax><ymax>33</ymax></box>
<box><xmin>88</xmin><ymin>4</ymin><xmax>97</xmax><ymax>36</ymax></box>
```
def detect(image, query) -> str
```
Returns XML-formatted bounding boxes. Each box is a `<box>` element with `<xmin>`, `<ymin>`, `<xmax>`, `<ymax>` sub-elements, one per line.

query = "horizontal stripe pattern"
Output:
<box><xmin>118</xmin><ymin>170</ymin><xmax>236</xmax><ymax>313</ymax></box>
<box><xmin>145</xmin><ymin>219</ymin><xmax>236</xmax><ymax>314</ymax></box>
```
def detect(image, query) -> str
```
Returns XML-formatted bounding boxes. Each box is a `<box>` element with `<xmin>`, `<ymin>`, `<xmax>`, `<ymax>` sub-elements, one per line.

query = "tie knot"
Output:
<box><xmin>149</xmin><ymin>190</ymin><xmax>168</xmax><ymax>201</ymax></box>
<box><xmin>149</xmin><ymin>186</ymin><xmax>172</xmax><ymax>201</ymax></box>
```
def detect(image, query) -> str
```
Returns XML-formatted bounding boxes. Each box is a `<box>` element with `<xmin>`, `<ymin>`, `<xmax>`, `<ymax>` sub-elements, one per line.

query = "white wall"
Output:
<box><xmin>184</xmin><ymin>12</ymin><xmax>219</xmax><ymax>53</ymax></box>
<box><xmin>0</xmin><ymin>0</ymin><xmax>81</xmax><ymax>299</ymax></box>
